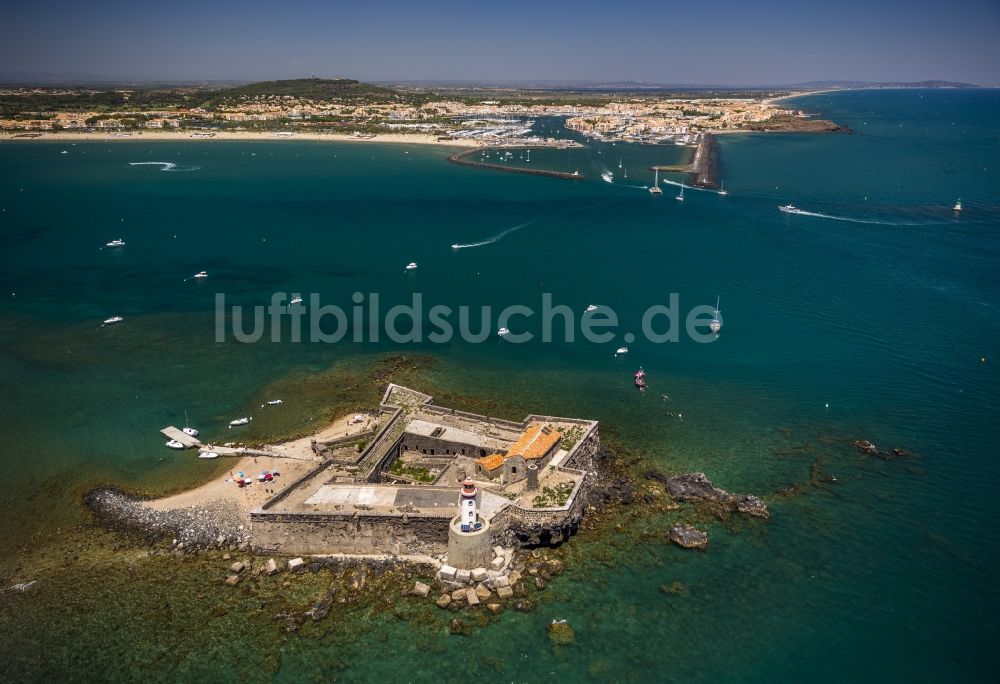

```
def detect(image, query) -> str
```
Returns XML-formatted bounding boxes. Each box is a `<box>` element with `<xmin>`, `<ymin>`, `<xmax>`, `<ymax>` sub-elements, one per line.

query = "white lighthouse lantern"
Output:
<box><xmin>460</xmin><ymin>479</ymin><xmax>478</xmax><ymax>532</ymax></box>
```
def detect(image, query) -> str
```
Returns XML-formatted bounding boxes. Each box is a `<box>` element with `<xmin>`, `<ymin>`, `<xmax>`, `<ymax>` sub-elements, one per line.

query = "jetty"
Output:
<box><xmin>646</xmin><ymin>134</ymin><xmax>719</xmax><ymax>189</ymax></box>
<box><xmin>160</xmin><ymin>425</ymin><xmax>277</xmax><ymax>458</ymax></box>
<box><xmin>161</xmin><ymin>426</ymin><xmax>201</xmax><ymax>449</ymax></box>
<box><xmin>447</xmin><ymin>148</ymin><xmax>584</xmax><ymax>181</ymax></box>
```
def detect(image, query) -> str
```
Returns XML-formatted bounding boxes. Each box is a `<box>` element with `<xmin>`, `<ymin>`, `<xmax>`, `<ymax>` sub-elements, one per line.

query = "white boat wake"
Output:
<box><xmin>451</xmin><ymin>219</ymin><xmax>539</xmax><ymax>249</ymax></box>
<box><xmin>780</xmin><ymin>207</ymin><xmax>920</xmax><ymax>225</ymax></box>
<box><xmin>129</xmin><ymin>161</ymin><xmax>201</xmax><ymax>172</ymax></box>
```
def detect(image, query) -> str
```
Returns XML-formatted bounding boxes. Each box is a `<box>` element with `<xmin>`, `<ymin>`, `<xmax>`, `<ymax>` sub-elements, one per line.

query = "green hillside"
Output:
<box><xmin>203</xmin><ymin>78</ymin><xmax>405</xmax><ymax>107</ymax></box>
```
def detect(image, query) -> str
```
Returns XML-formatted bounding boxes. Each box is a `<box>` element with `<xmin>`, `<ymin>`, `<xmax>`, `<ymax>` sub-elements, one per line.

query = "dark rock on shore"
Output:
<box><xmin>851</xmin><ymin>440</ymin><xmax>915</xmax><ymax>461</ymax></box>
<box><xmin>84</xmin><ymin>486</ymin><xmax>252</xmax><ymax>550</ymax></box>
<box><xmin>668</xmin><ymin>524</ymin><xmax>709</xmax><ymax>550</ymax></box>
<box><xmin>645</xmin><ymin>471</ymin><xmax>771</xmax><ymax>521</ymax></box>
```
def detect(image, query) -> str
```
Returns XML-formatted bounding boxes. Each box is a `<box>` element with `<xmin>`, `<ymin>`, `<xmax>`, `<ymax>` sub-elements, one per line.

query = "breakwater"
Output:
<box><xmin>690</xmin><ymin>133</ymin><xmax>719</xmax><ymax>188</ymax></box>
<box><xmin>447</xmin><ymin>148</ymin><xmax>584</xmax><ymax>181</ymax></box>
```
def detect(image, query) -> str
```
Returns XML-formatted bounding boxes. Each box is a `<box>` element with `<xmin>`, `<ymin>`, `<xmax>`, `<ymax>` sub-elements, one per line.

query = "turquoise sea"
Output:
<box><xmin>1</xmin><ymin>89</ymin><xmax>998</xmax><ymax>681</ymax></box>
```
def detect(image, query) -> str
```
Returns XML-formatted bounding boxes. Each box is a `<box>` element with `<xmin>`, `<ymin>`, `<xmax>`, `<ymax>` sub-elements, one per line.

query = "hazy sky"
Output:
<box><xmin>2</xmin><ymin>0</ymin><xmax>998</xmax><ymax>84</ymax></box>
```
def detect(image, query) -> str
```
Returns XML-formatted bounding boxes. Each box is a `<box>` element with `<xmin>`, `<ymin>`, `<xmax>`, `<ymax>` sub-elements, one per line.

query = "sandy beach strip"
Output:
<box><xmin>144</xmin><ymin>411</ymin><xmax>376</xmax><ymax>515</ymax></box>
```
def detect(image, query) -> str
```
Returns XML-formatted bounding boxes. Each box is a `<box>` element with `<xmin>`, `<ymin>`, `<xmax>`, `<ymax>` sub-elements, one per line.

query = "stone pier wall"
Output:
<box><xmin>251</xmin><ymin>512</ymin><xmax>450</xmax><ymax>556</ymax></box>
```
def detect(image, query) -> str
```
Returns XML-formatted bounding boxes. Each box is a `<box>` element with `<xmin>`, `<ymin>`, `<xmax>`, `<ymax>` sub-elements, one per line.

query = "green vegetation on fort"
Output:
<box><xmin>388</xmin><ymin>459</ymin><xmax>434</xmax><ymax>483</ymax></box>
<box><xmin>532</xmin><ymin>483</ymin><xmax>574</xmax><ymax>508</ymax></box>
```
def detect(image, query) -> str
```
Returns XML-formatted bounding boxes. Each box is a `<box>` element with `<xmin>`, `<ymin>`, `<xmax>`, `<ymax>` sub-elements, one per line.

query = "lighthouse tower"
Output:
<box><xmin>459</xmin><ymin>478</ymin><xmax>478</xmax><ymax>532</ymax></box>
<box><xmin>448</xmin><ymin>478</ymin><xmax>492</xmax><ymax>569</ymax></box>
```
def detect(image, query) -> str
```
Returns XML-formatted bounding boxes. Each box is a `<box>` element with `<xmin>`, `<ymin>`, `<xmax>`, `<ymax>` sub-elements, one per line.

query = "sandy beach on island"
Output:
<box><xmin>0</xmin><ymin>129</ymin><xmax>475</xmax><ymax>148</ymax></box>
<box><xmin>145</xmin><ymin>411</ymin><xmax>377</xmax><ymax>516</ymax></box>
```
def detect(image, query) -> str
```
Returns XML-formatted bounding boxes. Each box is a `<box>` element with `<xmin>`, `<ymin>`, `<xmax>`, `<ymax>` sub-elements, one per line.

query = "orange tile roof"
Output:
<box><xmin>476</xmin><ymin>453</ymin><xmax>506</xmax><ymax>471</ymax></box>
<box><xmin>507</xmin><ymin>423</ymin><xmax>562</xmax><ymax>460</ymax></box>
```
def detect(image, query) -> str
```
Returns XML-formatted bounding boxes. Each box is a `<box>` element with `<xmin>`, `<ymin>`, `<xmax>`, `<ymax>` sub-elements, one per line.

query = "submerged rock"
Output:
<box><xmin>668</xmin><ymin>524</ymin><xmax>709</xmax><ymax>551</ymax></box>
<box><xmin>547</xmin><ymin>620</ymin><xmax>575</xmax><ymax>645</ymax></box>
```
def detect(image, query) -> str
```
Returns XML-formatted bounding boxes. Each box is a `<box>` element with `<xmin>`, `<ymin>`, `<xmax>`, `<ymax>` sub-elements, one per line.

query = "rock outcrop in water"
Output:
<box><xmin>645</xmin><ymin>471</ymin><xmax>771</xmax><ymax>521</ymax></box>
<box><xmin>667</xmin><ymin>524</ymin><xmax>709</xmax><ymax>550</ymax></box>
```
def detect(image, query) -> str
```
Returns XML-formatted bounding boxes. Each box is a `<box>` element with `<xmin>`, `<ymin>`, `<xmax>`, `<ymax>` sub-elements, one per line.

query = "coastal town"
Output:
<box><xmin>0</xmin><ymin>78</ymin><xmax>841</xmax><ymax>145</ymax></box>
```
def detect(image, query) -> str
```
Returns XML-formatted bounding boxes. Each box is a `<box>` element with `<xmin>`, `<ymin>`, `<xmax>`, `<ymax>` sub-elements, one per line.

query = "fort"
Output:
<box><xmin>250</xmin><ymin>384</ymin><xmax>600</xmax><ymax>560</ymax></box>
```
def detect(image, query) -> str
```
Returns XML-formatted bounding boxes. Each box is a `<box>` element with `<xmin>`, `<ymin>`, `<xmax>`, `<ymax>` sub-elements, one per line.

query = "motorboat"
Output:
<box><xmin>497</xmin><ymin>327</ymin><xmax>511</xmax><ymax>336</ymax></box>
<box><xmin>102</xmin><ymin>316</ymin><xmax>124</xmax><ymax>326</ymax></box>
<box><xmin>601</xmin><ymin>172</ymin><xmax>613</xmax><ymax>183</ymax></box>
<box><xmin>289</xmin><ymin>297</ymin><xmax>303</xmax><ymax>305</ymax></box>
<box><xmin>229</xmin><ymin>417</ymin><xmax>252</xmax><ymax>427</ymax></box>
<box><xmin>198</xmin><ymin>451</ymin><xmax>219</xmax><ymax>459</ymax></box>
<box><xmin>266</xmin><ymin>399</ymin><xmax>284</xmax><ymax>405</ymax></box>
<box><xmin>165</xmin><ymin>439</ymin><xmax>185</xmax><ymax>450</ymax></box>
<box><xmin>585</xmin><ymin>304</ymin><xmax>598</xmax><ymax>313</ymax></box>
<box><xmin>616</xmin><ymin>346</ymin><xmax>629</xmax><ymax>355</ymax></box>
<box><xmin>105</xmin><ymin>238</ymin><xmax>125</xmax><ymax>248</ymax></box>
<box><xmin>405</xmin><ymin>262</ymin><xmax>418</xmax><ymax>271</ymax></box>
<box><xmin>189</xmin><ymin>271</ymin><xmax>208</xmax><ymax>280</ymax></box>
<box><xmin>778</xmin><ymin>205</ymin><xmax>806</xmax><ymax>215</ymax></box>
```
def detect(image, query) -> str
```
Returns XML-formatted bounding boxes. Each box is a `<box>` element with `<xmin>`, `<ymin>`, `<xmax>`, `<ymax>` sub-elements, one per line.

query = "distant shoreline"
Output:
<box><xmin>0</xmin><ymin>130</ymin><xmax>473</xmax><ymax>147</ymax></box>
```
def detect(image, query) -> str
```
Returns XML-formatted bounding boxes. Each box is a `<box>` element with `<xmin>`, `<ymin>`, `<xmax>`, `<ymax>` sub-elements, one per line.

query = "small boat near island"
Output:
<box><xmin>198</xmin><ymin>450</ymin><xmax>220</xmax><ymax>459</ymax></box>
<box><xmin>601</xmin><ymin>172</ymin><xmax>613</xmax><ymax>183</ymax></box>
<box><xmin>634</xmin><ymin>368</ymin><xmax>647</xmax><ymax>390</ymax></box>
<box><xmin>103</xmin><ymin>238</ymin><xmax>125</xmax><ymax>248</ymax></box>
<box><xmin>165</xmin><ymin>439</ymin><xmax>185</xmax><ymax>450</ymax></box>
<box><xmin>266</xmin><ymin>399</ymin><xmax>284</xmax><ymax>405</ymax></box>
<box><xmin>953</xmin><ymin>198</ymin><xmax>962</xmax><ymax>212</ymax></box>
<box><xmin>718</xmin><ymin>181</ymin><xmax>728</xmax><ymax>196</ymax></box>
<box><xmin>102</xmin><ymin>316</ymin><xmax>124</xmax><ymax>326</ymax></box>
<box><xmin>585</xmin><ymin>304</ymin><xmax>598</xmax><ymax>313</ymax></box>
<box><xmin>710</xmin><ymin>296</ymin><xmax>722</xmax><ymax>334</ymax></box>
<box><xmin>497</xmin><ymin>327</ymin><xmax>511</xmax><ymax>337</ymax></box>
<box><xmin>185</xmin><ymin>271</ymin><xmax>208</xmax><ymax>281</ymax></box>
<box><xmin>182</xmin><ymin>410</ymin><xmax>199</xmax><ymax>437</ymax></box>
<box><xmin>405</xmin><ymin>262</ymin><xmax>418</xmax><ymax>271</ymax></box>
<box><xmin>289</xmin><ymin>296</ymin><xmax>303</xmax><ymax>305</ymax></box>
<box><xmin>616</xmin><ymin>346</ymin><xmax>629</xmax><ymax>355</ymax></box>
<box><xmin>649</xmin><ymin>168</ymin><xmax>662</xmax><ymax>195</ymax></box>
<box><xmin>229</xmin><ymin>417</ymin><xmax>252</xmax><ymax>427</ymax></box>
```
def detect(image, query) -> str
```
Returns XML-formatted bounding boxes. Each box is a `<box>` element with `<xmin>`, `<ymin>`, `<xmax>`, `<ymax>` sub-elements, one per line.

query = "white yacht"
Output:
<box><xmin>190</xmin><ymin>271</ymin><xmax>208</xmax><ymax>280</ymax></box>
<box><xmin>198</xmin><ymin>450</ymin><xmax>220</xmax><ymax>459</ymax></box>
<box><xmin>497</xmin><ymin>327</ymin><xmax>511</xmax><ymax>336</ymax></box>
<box><xmin>182</xmin><ymin>426</ymin><xmax>199</xmax><ymax>437</ymax></box>
<box><xmin>778</xmin><ymin>205</ymin><xmax>806</xmax><ymax>215</ymax></box>
<box><xmin>289</xmin><ymin>297</ymin><xmax>303</xmax><ymax>305</ymax></box>
<box><xmin>105</xmin><ymin>238</ymin><xmax>125</xmax><ymax>248</ymax></box>
<box><xmin>405</xmin><ymin>262</ymin><xmax>418</xmax><ymax>271</ymax></box>
<box><xmin>616</xmin><ymin>346</ymin><xmax>629</xmax><ymax>355</ymax></box>
<box><xmin>229</xmin><ymin>417</ymin><xmax>252</xmax><ymax>427</ymax></box>
<box><xmin>266</xmin><ymin>399</ymin><xmax>284</xmax><ymax>405</ymax></box>
<box><xmin>165</xmin><ymin>439</ymin><xmax>185</xmax><ymax>450</ymax></box>
<box><xmin>601</xmin><ymin>172</ymin><xmax>613</xmax><ymax>183</ymax></box>
<box><xmin>102</xmin><ymin>316</ymin><xmax>124</xmax><ymax>326</ymax></box>
<box><xmin>585</xmin><ymin>304</ymin><xmax>598</xmax><ymax>313</ymax></box>
<box><xmin>953</xmin><ymin>198</ymin><xmax>962</xmax><ymax>212</ymax></box>
<box><xmin>718</xmin><ymin>181</ymin><xmax>728</xmax><ymax>196</ymax></box>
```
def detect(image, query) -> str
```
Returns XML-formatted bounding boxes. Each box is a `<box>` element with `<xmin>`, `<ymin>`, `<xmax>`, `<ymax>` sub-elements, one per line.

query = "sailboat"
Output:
<box><xmin>953</xmin><ymin>198</ymin><xmax>962</xmax><ymax>212</ymax></box>
<box><xmin>676</xmin><ymin>183</ymin><xmax>685</xmax><ymax>202</ymax></box>
<box><xmin>182</xmin><ymin>410</ymin><xmax>199</xmax><ymax>437</ymax></box>
<box><xmin>649</xmin><ymin>168</ymin><xmax>662</xmax><ymax>195</ymax></box>
<box><xmin>709</xmin><ymin>296</ymin><xmax>722</xmax><ymax>334</ymax></box>
<box><xmin>618</xmin><ymin>158</ymin><xmax>623</xmax><ymax>169</ymax></box>
<box><xmin>718</xmin><ymin>181</ymin><xmax>728</xmax><ymax>196</ymax></box>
